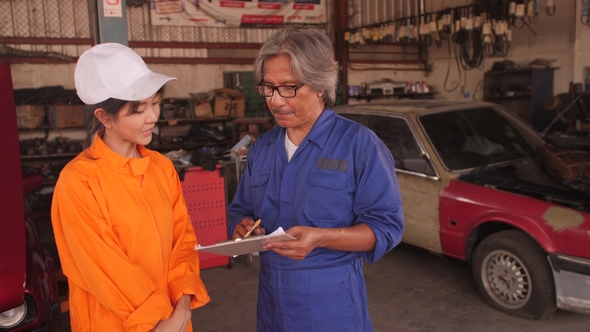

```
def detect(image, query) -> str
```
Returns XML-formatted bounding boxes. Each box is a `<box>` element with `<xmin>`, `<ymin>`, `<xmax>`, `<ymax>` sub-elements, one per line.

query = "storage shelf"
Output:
<box><xmin>157</xmin><ymin>117</ymin><xmax>233</xmax><ymax>125</ymax></box>
<box><xmin>18</xmin><ymin>125</ymin><xmax>86</xmax><ymax>131</ymax></box>
<box><xmin>356</xmin><ymin>92</ymin><xmax>435</xmax><ymax>102</ymax></box>
<box><xmin>21</xmin><ymin>153</ymin><xmax>78</xmax><ymax>160</ymax></box>
<box><xmin>484</xmin><ymin>67</ymin><xmax>555</xmax><ymax>131</ymax></box>
<box><xmin>484</xmin><ymin>94</ymin><xmax>532</xmax><ymax>100</ymax></box>
<box><xmin>148</xmin><ymin>140</ymin><xmax>232</xmax><ymax>152</ymax></box>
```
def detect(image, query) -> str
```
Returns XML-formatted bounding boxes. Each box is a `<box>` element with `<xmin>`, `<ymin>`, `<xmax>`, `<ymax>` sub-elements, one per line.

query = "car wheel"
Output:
<box><xmin>472</xmin><ymin>230</ymin><xmax>557</xmax><ymax>319</ymax></box>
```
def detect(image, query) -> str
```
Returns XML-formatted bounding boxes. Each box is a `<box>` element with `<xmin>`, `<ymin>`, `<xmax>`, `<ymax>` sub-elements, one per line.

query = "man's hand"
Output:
<box><xmin>232</xmin><ymin>217</ymin><xmax>266</xmax><ymax>239</ymax></box>
<box><xmin>152</xmin><ymin>295</ymin><xmax>192</xmax><ymax>332</ymax></box>
<box><xmin>263</xmin><ymin>224</ymin><xmax>377</xmax><ymax>260</ymax></box>
<box><xmin>263</xmin><ymin>226</ymin><xmax>321</xmax><ymax>260</ymax></box>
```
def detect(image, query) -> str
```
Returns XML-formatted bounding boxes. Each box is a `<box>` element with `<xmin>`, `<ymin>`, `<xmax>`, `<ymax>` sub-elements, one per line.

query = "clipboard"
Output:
<box><xmin>195</xmin><ymin>227</ymin><xmax>296</xmax><ymax>256</ymax></box>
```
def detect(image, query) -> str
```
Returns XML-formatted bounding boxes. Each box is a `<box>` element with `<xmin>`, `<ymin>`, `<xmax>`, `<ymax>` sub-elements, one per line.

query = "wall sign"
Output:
<box><xmin>150</xmin><ymin>0</ymin><xmax>325</xmax><ymax>27</ymax></box>
<box><xmin>104</xmin><ymin>0</ymin><xmax>123</xmax><ymax>17</ymax></box>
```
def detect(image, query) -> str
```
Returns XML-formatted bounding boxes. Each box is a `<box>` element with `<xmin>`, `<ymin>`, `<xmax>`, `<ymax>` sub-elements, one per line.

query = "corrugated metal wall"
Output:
<box><xmin>0</xmin><ymin>0</ymin><xmax>335</xmax><ymax>59</ymax></box>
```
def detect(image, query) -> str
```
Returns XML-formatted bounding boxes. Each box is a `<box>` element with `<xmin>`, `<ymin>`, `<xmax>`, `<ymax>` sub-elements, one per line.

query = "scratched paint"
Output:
<box><xmin>543</xmin><ymin>206</ymin><xmax>585</xmax><ymax>232</ymax></box>
<box><xmin>397</xmin><ymin>173</ymin><xmax>442</xmax><ymax>252</ymax></box>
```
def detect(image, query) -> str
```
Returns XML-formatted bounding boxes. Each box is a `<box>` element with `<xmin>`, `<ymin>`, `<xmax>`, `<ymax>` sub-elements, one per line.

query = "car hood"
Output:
<box><xmin>458</xmin><ymin>155</ymin><xmax>590</xmax><ymax>214</ymax></box>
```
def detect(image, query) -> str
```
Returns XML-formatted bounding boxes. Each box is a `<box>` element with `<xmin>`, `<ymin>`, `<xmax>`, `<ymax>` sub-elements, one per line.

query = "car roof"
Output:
<box><xmin>333</xmin><ymin>100</ymin><xmax>497</xmax><ymax>117</ymax></box>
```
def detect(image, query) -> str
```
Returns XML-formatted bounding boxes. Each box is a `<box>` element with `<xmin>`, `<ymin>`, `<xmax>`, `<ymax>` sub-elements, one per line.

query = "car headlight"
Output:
<box><xmin>0</xmin><ymin>303</ymin><xmax>27</xmax><ymax>329</ymax></box>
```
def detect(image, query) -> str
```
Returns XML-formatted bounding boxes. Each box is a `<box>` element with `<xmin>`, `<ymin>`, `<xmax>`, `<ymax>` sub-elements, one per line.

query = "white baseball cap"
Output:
<box><xmin>74</xmin><ymin>43</ymin><xmax>176</xmax><ymax>105</ymax></box>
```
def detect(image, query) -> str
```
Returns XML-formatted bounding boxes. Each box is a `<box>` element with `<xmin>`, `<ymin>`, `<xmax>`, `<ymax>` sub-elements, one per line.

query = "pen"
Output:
<box><xmin>243</xmin><ymin>219</ymin><xmax>261</xmax><ymax>238</ymax></box>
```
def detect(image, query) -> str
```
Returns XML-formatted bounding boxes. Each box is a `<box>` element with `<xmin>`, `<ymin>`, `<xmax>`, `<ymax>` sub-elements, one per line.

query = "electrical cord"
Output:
<box><xmin>473</xmin><ymin>80</ymin><xmax>485</xmax><ymax>101</ymax></box>
<box><xmin>342</xmin><ymin>0</ymin><xmax>557</xmax><ymax>69</ymax></box>
<box><xmin>443</xmin><ymin>36</ymin><xmax>462</xmax><ymax>93</ymax></box>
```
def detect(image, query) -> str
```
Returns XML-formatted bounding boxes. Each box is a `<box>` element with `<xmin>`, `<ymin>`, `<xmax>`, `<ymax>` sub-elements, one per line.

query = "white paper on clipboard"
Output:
<box><xmin>195</xmin><ymin>227</ymin><xmax>296</xmax><ymax>256</ymax></box>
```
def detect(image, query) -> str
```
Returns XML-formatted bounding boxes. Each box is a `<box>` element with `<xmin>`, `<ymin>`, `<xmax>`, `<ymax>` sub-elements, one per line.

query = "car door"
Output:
<box><xmin>364</xmin><ymin>114</ymin><xmax>443</xmax><ymax>254</ymax></box>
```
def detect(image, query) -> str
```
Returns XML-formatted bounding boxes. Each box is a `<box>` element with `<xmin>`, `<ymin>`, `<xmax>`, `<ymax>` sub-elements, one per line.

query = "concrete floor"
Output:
<box><xmin>190</xmin><ymin>244</ymin><xmax>589</xmax><ymax>332</ymax></box>
<box><xmin>60</xmin><ymin>243</ymin><xmax>590</xmax><ymax>332</ymax></box>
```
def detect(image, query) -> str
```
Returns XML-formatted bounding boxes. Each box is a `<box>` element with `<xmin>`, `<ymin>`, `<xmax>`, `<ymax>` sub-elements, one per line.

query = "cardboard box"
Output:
<box><xmin>192</xmin><ymin>100</ymin><xmax>213</xmax><ymax>118</ymax></box>
<box><xmin>16</xmin><ymin>115</ymin><xmax>45</xmax><ymax>129</ymax></box>
<box><xmin>213</xmin><ymin>88</ymin><xmax>245</xmax><ymax>118</ymax></box>
<box><xmin>15</xmin><ymin>105</ymin><xmax>46</xmax><ymax>129</ymax></box>
<box><xmin>16</xmin><ymin>105</ymin><xmax>46</xmax><ymax>118</ymax></box>
<box><xmin>49</xmin><ymin>105</ymin><xmax>86</xmax><ymax>128</ymax></box>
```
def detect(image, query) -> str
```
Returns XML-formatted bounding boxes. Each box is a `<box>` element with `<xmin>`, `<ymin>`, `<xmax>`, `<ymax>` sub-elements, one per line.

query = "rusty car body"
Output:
<box><xmin>334</xmin><ymin>100</ymin><xmax>590</xmax><ymax>319</ymax></box>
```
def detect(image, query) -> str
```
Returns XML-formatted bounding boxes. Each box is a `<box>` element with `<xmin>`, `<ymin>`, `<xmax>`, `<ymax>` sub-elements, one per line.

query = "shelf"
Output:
<box><xmin>484</xmin><ymin>67</ymin><xmax>558</xmax><ymax>76</ymax></box>
<box><xmin>19</xmin><ymin>119</ymin><xmax>231</xmax><ymax>130</ymax></box>
<box><xmin>231</xmin><ymin>117</ymin><xmax>275</xmax><ymax>141</ymax></box>
<box><xmin>18</xmin><ymin>125</ymin><xmax>86</xmax><ymax>131</ymax></box>
<box><xmin>484</xmin><ymin>95</ymin><xmax>532</xmax><ymax>100</ymax></box>
<box><xmin>231</xmin><ymin>117</ymin><xmax>273</xmax><ymax>125</ymax></box>
<box><xmin>158</xmin><ymin>117</ymin><xmax>233</xmax><ymax>125</ymax></box>
<box><xmin>21</xmin><ymin>153</ymin><xmax>78</xmax><ymax>160</ymax></box>
<box><xmin>484</xmin><ymin>67</ymin><xmax>555</xmax><ymax>131</ymax></box>
<box><xmin>148</xmin><ymin>140</ymin><xmax>232</xmax><ymax>152</ymax></box>
<box><xmin>356</xmin><ymin>92</ymin><xmax>435</xmax><ymax>102</ymax></box>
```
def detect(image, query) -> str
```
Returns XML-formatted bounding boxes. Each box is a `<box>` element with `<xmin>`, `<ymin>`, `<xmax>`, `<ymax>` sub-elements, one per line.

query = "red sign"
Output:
<box><xmin>220</xmin><ymin>1</ymin><xmax>246</xmax><ymax>8</ymax></box>
<box><xmin>241</xmin><ymin>15</ymin><xmax>284</xmax><ymax>24</ymax></box>
<box><xmin>258</xmin><ymin>3</ymin><xmax>281</xmax><ymax>10</ymax></box>
<box><xmin>293</xmin><ymin>4</ymin><xmax>314</xmax><ymax>10</ymax></box>
<box><xmin>150</xmin><ymin>0</ymin><xmax>326</xmax><ymax>27</ymax></box>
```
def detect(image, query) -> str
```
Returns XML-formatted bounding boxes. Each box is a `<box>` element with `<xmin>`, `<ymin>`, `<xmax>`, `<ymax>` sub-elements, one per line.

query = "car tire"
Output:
<box><xmin>471</xmin><ymin>230</ymin><xmax>557</xmax><ymax>319</ymax></box>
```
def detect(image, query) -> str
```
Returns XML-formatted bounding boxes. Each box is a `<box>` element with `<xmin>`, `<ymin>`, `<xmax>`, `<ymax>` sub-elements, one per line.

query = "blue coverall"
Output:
<box><xmin>228</xmin><ymin>109</ymin><xmax>404</xmax><ymax>332</ymax></box>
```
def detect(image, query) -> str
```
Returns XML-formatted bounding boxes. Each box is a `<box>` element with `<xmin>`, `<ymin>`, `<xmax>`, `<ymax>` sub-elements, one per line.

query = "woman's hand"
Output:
<box><xmin>152</xmin><ymin>295</ymin><xmax>192</xmax><ymax>332</ymax></box>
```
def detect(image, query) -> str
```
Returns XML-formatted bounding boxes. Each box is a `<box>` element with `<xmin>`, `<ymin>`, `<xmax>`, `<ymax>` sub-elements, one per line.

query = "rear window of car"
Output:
<box><xmin>419</xmin><ymin>107</ymin><xmax>535</xmax><ymax>171</ymax></box>
<box><xmin>340</xmin><ymin>112</ymin><xmax>436</xmax><ymax>176</ymax></box>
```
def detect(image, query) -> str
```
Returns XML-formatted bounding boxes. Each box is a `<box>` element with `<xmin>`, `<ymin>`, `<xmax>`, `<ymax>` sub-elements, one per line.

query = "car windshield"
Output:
<box><xmin>420</xmin><ymin>106</ymin><xmax>538</xmax><ymax>171</ymax></box>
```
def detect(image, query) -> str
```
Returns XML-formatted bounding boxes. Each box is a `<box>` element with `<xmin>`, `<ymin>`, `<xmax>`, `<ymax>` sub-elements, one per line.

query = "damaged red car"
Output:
<box><xmin>0</xmin><ymin>171</ymin><xmax>62</xmax><ymax>332</ymax></box>
<box><xmin>1</xmin><ymin>60</ymin><xmax>62</xmax><ymax>331</ymax></box>
<box><xmin>335</xmin><ymin>100</ymin><xmax>590</xmax><ymax>319</ymax></box>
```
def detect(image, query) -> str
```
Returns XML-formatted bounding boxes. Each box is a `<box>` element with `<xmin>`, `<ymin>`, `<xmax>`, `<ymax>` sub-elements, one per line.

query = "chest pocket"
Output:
<box><xmin>250</xmin><ymin>170</ymin><xmax>271</xmax><ymax>212</ymax></box>
<box><xmin>304</xmin><ymin>169</ymin><xmax>353</xmax><ymax>225</ymax></box>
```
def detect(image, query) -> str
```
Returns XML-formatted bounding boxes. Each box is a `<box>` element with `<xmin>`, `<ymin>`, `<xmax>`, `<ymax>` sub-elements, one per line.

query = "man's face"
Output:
<box><xmin>262</xmin><ymin>54</ymin><xmax>325</xmax><ymax>131</ymax></box>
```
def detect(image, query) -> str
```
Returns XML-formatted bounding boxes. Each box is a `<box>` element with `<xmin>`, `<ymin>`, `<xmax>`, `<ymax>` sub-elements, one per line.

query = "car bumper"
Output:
<box><xmin>549</xmin><ymin>253</ymin><xmax>590</xmax><ymax>314</ymax></box>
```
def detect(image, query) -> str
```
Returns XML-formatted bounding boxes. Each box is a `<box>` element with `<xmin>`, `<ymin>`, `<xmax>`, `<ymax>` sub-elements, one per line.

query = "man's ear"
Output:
<box><xmin>94</xmin><ymin>108</ymin><xmax>112</xmax><ymax>128</ymax></box>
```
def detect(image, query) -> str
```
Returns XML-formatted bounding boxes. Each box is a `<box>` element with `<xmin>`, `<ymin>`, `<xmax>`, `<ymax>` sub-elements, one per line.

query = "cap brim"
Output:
<box><xmin>110</xmin><ymin>72</ymin><xmax>176</xmax><ymax>102</ymax></box>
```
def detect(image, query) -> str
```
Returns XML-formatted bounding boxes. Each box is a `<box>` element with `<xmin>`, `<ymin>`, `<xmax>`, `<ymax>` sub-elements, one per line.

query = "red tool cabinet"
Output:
<box><xmin>181</xmin><ymin>165</ymin><xmax>229</xmax><ymax>269</ymax></box>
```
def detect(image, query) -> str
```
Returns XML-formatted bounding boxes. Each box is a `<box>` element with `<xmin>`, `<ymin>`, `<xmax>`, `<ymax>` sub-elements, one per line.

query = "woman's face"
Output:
<box><xmin>103</xmin><ymin>93</ymin><xmax>160</xmax><ymax>150</ymax></box>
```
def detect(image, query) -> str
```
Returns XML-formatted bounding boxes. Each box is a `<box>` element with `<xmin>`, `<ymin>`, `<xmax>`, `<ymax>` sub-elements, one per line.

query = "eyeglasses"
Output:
<box><xmin>256</xmin><ymin>83</ymin><xmax>305</xmax><ymax>98</ymax></box>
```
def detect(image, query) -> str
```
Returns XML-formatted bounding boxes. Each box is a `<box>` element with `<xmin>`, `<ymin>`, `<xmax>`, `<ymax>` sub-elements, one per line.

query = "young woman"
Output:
<box><xmin>51</xmin><ymin>43</ymin><xmax>209</xmax><ymax>332</ymax></box>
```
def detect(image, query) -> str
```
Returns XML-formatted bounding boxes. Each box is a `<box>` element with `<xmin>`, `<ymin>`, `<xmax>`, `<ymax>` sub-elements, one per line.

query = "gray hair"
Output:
<box><xmin>253</xmin><ymin>27</ymin><xmax>339</xmax><ymax>109</ymax></box>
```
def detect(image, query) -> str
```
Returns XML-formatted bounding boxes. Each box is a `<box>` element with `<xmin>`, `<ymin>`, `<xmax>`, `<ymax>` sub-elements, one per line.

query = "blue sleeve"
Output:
<box><xmin>354</xmin><ymin>139</ymin><xmax>404</xmax><ymax>263</ymax></box>
<box><xmin>227</xmin><ymin>141</ymin><xmax>259</xmax><ymax>236</ymax></box>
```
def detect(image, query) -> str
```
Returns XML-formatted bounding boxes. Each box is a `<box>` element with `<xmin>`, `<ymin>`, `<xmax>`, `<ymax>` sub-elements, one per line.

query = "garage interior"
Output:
<box><xmin>1</xmin><ymin>0</ymin><xmax>590</xmax><ymax>331</ymax></box>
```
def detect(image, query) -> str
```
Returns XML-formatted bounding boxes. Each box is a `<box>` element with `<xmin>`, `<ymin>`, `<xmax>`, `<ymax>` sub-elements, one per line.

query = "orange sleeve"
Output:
<box><xmin>166</xmin><ymin>169</ymin><xmax>211</xmax><ymax>309</ymax></box>
<box><xmin>51</xmin><ymin>171</ymin><xmax>173</xmax><ymax>330</ymax></box>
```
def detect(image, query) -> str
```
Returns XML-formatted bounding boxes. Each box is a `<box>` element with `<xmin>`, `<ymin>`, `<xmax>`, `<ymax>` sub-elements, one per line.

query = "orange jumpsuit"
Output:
<box><xmin>51</xmin><ymin>134</ymin><xmax>210</xmax><ymax>331</ymax></box>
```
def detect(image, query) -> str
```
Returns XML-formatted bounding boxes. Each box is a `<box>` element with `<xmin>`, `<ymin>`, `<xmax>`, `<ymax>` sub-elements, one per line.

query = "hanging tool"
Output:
<box><xmin>546</xmin><ymin>0</ymin><xmax>556</xmax><ymax>16</ymax></box>
<box><xmin>583</xmin><ymin>0</ymin><xmax>590</xmax><ymax>26</ymax></box>
<box><xmin>421</xmin><ymin>13</ymin><xmax>433</xmax><ymax>47</ymax></box>
<box><xmin>406</xmin><ymin>0</ymin><xmax>416</xmax><ymax>44</ymax></box>
<box><xmin>527</xmin><ymin>0</ymin><xmax>540</xmax><ymax>23</ymax></box>
<box><xmin>429</xmin><ymin>12</ymin><xmax>439</xmax><ymax>46</ymax></box>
